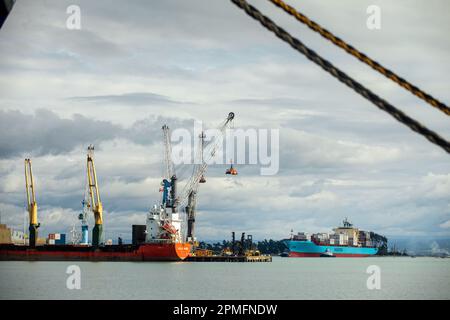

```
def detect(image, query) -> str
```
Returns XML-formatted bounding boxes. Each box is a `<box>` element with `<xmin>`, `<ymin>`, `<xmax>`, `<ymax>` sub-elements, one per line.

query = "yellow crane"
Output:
<box><xmin>24</xmin><ymin>159</ymin><xmax>39</xmax><ymax>247</ymax></box>
<box><xmin>86</xmin><ymin>145</ymin><xmax>103</xmax><ymax>246</ymax></box>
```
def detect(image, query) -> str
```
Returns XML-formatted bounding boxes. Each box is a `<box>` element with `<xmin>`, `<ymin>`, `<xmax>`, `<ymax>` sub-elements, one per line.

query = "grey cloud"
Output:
<box><xmin>289</xmin><ymin>180</ymin><xmax>327</xmax><ymax>198</ymax></box>
<box><xmin>0</xmin><ymin>109</ymin><xmax>123</xmax><ymax>158</ymax></box>
<box><xmin>125</xmin><ymin>115</ymin><xmax>193</xmax><ymax>145</ymax></box>
<box><xmin>68</xmin><ymin>92</ymin><xmax>185</xmax><ymax>106</ymax></box>
<box><xmin>228</xmin><ymin>98</ymin><xmax>308</xmax><ymax>108</ymax></box>
<box><xmin>0</xmin><ymin>108</ymin><xmax>199</xmax><ymax>158</ymax></box>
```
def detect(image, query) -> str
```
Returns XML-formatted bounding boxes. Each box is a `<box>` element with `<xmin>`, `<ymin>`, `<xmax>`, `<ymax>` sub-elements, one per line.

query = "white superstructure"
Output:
<box><xmin>146</xmin><ymin>204</ymin><xmax>183</xmax><ymax>243</ymax></box>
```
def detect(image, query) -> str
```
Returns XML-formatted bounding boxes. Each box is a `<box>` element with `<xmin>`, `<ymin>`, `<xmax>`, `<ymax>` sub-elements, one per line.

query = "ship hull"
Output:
<box><xmin>284</xmin><ymin>240</ymin><xmax>377</xmax><ymax>257</ymax></box>
<box><xmin>0</xmin><ymin>242</ymin><xmax>191</xmax><ymax>261</ymax></box>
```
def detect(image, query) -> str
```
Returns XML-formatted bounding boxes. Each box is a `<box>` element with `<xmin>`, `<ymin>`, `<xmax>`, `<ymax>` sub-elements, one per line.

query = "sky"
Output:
<box><xmin>0</xmin><ymin>0</ymin><xmax>449</xmax><ymax>242</ymax></box>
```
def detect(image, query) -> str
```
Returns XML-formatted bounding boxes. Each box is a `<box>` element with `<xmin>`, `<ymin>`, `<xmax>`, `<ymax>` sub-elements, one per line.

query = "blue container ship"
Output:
<box><xmin>283</xmin><ymin>219</ymin><xmax>378</xmax><ymax>257</ymax></box>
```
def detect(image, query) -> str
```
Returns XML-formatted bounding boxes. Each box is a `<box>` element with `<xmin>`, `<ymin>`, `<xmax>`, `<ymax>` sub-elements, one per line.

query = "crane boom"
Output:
<box><xmin>86</xmin><ymin>145</ymin><xmax>103</xmax><ymax>246</ymax></box>
<box><xmin>178</xmin><ymin>112</ymin><xmax>235</xmax><ymax>210</ymax></box>
<box><xmin>161</xmin><ymin>125</ymin><xmax>178</xmax><ymax>210</ymax></box>
<box><xmin>179</xmin><ymin>112</ymin><xmax>235</xmax><ymax>242</ymax></box>
<box><xmin>162</xmin><ymin>124</ymin><xmax>175</xmax><ymax>180</ymax></box>
<box><xmin>24</xmin><ymin>158</ymin><xmax>39</xmax><ymax>247</ymax></box>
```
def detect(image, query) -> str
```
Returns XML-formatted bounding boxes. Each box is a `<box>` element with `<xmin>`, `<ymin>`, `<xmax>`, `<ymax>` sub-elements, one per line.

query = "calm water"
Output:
<box><xmin>0</xmin><ymin>257</ymin><xmax>449</xmax><ymax>299</ymax></box>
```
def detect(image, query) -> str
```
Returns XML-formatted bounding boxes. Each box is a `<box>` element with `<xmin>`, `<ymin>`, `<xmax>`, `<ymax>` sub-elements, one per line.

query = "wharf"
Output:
<box><xmin>184</xmin><ymin>255</ymin><xmax>272</xmax><ymax>262</ymax></box>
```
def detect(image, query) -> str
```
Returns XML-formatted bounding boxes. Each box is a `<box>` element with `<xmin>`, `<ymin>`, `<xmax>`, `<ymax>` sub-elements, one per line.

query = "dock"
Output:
<box><xmin>185</xmin><ymin>255</ymin><xmax>272</xmax><ymax>262</ymax></box>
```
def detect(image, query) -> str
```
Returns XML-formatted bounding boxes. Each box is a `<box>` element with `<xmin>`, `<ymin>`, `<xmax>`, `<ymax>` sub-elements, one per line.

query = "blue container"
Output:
<box><xmin>81</xmin><ymin>225</ymin><xmax>89</xmax><ymax>245</ymax></box>
<box><xmin>55</xmin><ymin>234</ymin><xmax>66</xmax><ymax>245</ymax></box>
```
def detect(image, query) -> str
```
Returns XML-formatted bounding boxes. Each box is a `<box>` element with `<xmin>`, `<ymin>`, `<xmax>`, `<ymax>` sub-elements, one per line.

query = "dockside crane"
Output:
<box><xmin>24</xmin><ymin>158</ymin><xmax>40</xmax><ymax>247</ymax></box>
<box><xmin>178</xmin><ymin>112</ymin><xmax>235</xmax><ymax>243</ymax></box>
<box><xmin>157</xmin><ymin>113</ymin><xmax>234</xmax><ymax>244</ymax></box>
<box><xmin>86</xmin><ymin>145</ymin><xmax>103</xmax><ymax>247</ymax></box>
<box><xmin>77</xmin><ymin>198</ymin><xmax>89</xmax><ymax>245</ymax></box>
<box><xmin>161</xmin><ymin>124</ymin><xmax>178</xmax><ymax>212</ymax></box>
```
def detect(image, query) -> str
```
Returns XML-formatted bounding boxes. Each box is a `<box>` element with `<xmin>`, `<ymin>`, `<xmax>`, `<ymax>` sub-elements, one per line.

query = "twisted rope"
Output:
<box><xmin>231</xmin><ymin>0</ymin><xmax>450</xmax><ymax>153</ymax></box>
<box><xmin>269</xmin><ymin>0</ymin><xmax>450</xmax><ymax>116</ymax></box>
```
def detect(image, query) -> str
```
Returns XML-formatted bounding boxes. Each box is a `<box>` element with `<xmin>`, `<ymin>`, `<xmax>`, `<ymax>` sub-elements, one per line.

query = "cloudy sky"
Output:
<box><xmin>0</xmin><ymin>0</ymin><xmax>449</xmax><ymax>242</ymax></box>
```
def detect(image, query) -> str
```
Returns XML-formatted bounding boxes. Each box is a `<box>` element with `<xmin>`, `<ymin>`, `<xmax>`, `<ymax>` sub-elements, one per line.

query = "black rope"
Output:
<box><xmin>231</xmin><ymin>0</ymin><xmax>450</xmax><ymax>154</ymax></box>
<box><xmin>268</xmin><ymin>0</ymin><xmax>450</xmax><ymax>116</ymax></box>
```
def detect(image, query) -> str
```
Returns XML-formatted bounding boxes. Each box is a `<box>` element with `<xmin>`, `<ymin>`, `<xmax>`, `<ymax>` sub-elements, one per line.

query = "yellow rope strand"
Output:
<box><xmin>269</xmin><ymin>0</ymin><xmax>450</xmax><ymax>116</ymax></box>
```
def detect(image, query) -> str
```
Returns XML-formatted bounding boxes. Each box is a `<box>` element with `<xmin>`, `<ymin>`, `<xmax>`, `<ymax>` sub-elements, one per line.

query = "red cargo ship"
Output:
<box><xmin>0</xmin><ymin>242</ymin><xmax>191</xmax><ymax>261</ymax></box>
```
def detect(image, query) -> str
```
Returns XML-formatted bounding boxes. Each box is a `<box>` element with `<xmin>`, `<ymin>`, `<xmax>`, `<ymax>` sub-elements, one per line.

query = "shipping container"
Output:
<box><xmin>349</xmin><ymin>237</ymin><xmax>358</xmax><ymax>246</ymax></box>
<box><xmin>293</xmin><ymin>232</ymin><xmax>311</xmax><ymax>241</ymax></box>
<box><xmin>55</xmin><ymin>234</ymin><xmax>66</xmax><ymax>245</ymax></box>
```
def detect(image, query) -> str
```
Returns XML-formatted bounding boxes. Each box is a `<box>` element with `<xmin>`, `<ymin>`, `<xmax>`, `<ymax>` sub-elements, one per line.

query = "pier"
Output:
<box><xmin>184</xmin><ymin>255</ymin><xmax>272</xmax><ymax>262</ymax></box>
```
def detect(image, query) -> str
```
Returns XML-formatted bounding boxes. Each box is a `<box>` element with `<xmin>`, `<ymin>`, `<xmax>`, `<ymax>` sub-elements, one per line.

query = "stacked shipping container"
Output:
<box><xmin>295</xmin><ymin>230</ymin><xmax>373</xmax><ymax>247</ymax></box>
<box><xmin>47</xmin><ymin>233</ymin><xmax>66</xmax><ymax>245</ymax></box>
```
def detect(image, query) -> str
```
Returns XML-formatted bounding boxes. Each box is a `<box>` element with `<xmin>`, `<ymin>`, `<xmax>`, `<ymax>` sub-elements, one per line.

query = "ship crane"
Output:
<box><xmin>24</xmin><ymin>158</ymin><xmax>40</xmax><ymax>247</ymax></box>
<box><xmin>177</xmin><ymin>112</ymin><xmax>235</xmax><ymax>243</ymax></box>
<box><xmin>86</xmin><ymin>145</ymin><xmax>103</xmax><ymax>247</ymax></box>
<box><xmin>161</xmin><ymin>124</ymin><xmax>178</xmax><ymax>212</ymax></box>
<box><xmin>146</xmin><ymin>124</ymin><xmax>181</xmax><ymax>242</ymax></box>
<box><xmin>77</xmin><ymin>199</ymin><xmax>89</xmax><ymax>245</ymax></box>
<box><xmin>198</xmin><ymin>131</ymin><xmax>206</xmax><ymax>183</ymax></box>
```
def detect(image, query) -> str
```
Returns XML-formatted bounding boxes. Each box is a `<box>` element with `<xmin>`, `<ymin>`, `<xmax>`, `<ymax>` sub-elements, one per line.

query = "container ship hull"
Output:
<box><xmin>283</xmin><ymin>240</ymin><xmax>377</xmax><ymax>257</ymax></box>
<box><xmin>0</xmin><ymin>242</ymin><xmax>191</xmax><ymax>261</ymax></box>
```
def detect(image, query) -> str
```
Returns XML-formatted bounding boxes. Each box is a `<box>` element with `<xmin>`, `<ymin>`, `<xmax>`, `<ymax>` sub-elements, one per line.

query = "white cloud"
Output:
<box><xmin>440</xmin><ymin>220</ymin><xmax>450</xmax><ymax>229</ymax></box>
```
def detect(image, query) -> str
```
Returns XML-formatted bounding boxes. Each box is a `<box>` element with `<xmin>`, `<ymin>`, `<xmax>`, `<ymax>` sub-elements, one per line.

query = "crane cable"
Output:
<box><xmin>230</xmin><ymin>0</ymin><xmax>450</xmax><ymax>154</ymax></box>
<box><xmin>268</xmin><ymin>0</ymin><xmax>450</xmax><ymax>117</ymax></box>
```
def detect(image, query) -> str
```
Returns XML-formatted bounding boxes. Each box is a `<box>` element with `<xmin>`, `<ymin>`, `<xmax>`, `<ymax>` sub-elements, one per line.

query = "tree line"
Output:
<box><xmin>199</xmin><ymin>232</ymin><xmax>394</xmax><ymax>256</ymax></box>
<box><xmin>198</xmin><ymin>239</ymin><xmax>292</xmax><ymax>255</ymax></box>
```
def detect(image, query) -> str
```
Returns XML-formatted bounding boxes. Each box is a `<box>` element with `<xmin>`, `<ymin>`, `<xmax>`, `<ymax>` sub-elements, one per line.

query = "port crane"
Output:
<box><xmin>77</xmin><ymin>198</ymin><xmax>89</xmax><ymax>245</ymax></box>
<box><xmin>85</xmin><ymin>145</ymin><xmax>103</xmax><ymax>246</ymax></box>
<box><xmin>161</xmin><ymin>124</ymin><xmax>177</xmax><ymax>211</ymax></box>
<box><xmin>24</xmin><ymin>158</ymin><xmax>40</xmax><ymax>247</ymax></box>
<box><xmin>165</xmin><ymin>112</ymin><xmax>235</xmax><ymax>243</ymax></box>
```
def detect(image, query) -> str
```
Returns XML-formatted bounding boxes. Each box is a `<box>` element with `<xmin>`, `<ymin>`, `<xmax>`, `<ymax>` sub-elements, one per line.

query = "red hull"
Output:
<box><xmin>289</xmin><ymin>252</ymin><xmax>370</xmax><ymax>258</ymax></box>
<box><xmin>0</xmin><ymin>243</ymin><xmax>191</xmax><ymax>261</ymax></box>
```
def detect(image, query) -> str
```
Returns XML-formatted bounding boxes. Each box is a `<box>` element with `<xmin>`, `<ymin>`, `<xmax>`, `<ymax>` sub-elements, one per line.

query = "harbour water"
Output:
<box><xmin>0</xmin><ymin>257</ymin><xmax>449</xmax><ymax>299</ymax></box>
